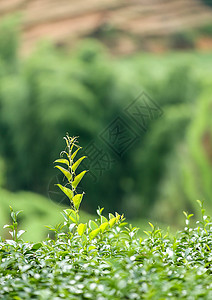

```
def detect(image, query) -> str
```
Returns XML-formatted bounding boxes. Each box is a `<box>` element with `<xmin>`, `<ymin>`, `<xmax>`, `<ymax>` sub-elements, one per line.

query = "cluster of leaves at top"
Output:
<box><xmin>0</xmin><ymin>135</ymin><xmax>212</xmax><ymax>299</ymax></box>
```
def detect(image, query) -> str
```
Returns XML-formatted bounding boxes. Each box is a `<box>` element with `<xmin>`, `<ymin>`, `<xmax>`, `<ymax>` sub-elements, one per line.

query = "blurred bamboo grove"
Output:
<box><xmin>0</xmin><ymin>17</ymin><xmax>212</xmax><ymax>225</ymax></box>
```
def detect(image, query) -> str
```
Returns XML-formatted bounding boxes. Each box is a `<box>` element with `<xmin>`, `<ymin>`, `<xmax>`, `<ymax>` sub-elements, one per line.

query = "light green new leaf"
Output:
<box><xmin>55</xmin><ymin>165</ymin><xmax>72</xmax><ymax>181</ymax></box>
<box><xmin>109</xmin><ymin>217</ymin><xmax>117</xmax><ymax>228</ymax></box>
<box><xmin>100</xmin><ymin>222</ymin><xmax>109</xmax><ymax>233</ymax></box>
<box><xmin>56</xmin><ymin>184</ymin><xmax>73</xmax><ymax>201</ymax></box>
<box><xmin>17</xmin><ymin>230</ymin><xmax>26</xmax><ymax>239</ymax></box>
<box><xmin>54</xmin><ymin>159</ymin><xmax>69</xmax><ymax>166</ymax></box>
<box><xmin>89</xmin><ymin>228</ymin><xmax>101</xmax><ymax>240</ymax></box>
<box><xmin>72</xmin><ymin>156</ymin><xmax>86</xmax><ymax>172</ymax></box>
<box><xmin>101</xmin><ymin>216</ymin><xmax>108</xmax><ymax>223</ymax></box>
<box><xmin>115</xmin><ymin>214</ymin><xmax>120</xmax><ymax>222</ymax></box>
<box><xmin>88</xmin><ymin>245</ymin><xmax>96</xmax><ymax>251</ymax></box>
<box><xmin>3</xmin><ymin>224</ymin><xmax>13</xmax><ymax>229</ymax></box>
<box><xmin>67</xmin><ymin>209</ymin><xmax>79</xmax><ymax>224</ymax></box>
<box><xmin>72</xmin><ymin>171</ymin><xmax>87</xmax><ymax>189</ymax></box>
<box><xmin>119</xmin><ymin>222</ymin><xmax>128</xmax><ymax>227</ymax></box>
<box><xmin>148</xmin><ymin>222</ymin><xmax>154</xmax><ymax>230</ymax></box>
<box><xmin>143</xmin><ymin>231</ymin><xmax>150</xmax><ymax>236</ymax></box>
<box><xmin>77</xmin><ymin>223</ymin><xmax>86</xmax><ymax>236</ymax></box>
<box><xmin>81</xmin><ymin>233</ymin><xmax>87</xmax><ymax>245</ymax></box>
<box><xmin>109</xmin><ymin>213</ymin><xmax>115</xmax><ymax>220</ymax></box>
<box><xmin>71</xmin><ymin>148</ymin><xmax>80</xmax><ymax>161</ymax></box>
<box><xmin>89</xmin><ymin>220</ymin><xmax>98</xmax><ymax>230</ymax></box>
<box><xmin>196</xmin><ymin>200</ymin><xmax>203</xmax><ymax>208</ymax></box>
<box><xmin>64</xmin><ymin>136</ymin><xmax>69</xmax><ymax>148</ymax></box>
<box><xmin>72</xmin><ymin>193</ymin><xmax>84</xmax><ymax>210</ymax></box>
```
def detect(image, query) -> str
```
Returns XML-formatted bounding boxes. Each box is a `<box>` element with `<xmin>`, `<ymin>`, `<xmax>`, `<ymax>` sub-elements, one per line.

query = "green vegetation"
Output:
<box><xmin>0</xmin><ymin>137</ymin><xmax>212</xmax><ymax>299</ymax></box>
<box><xmin>1</xmin><ymin>202</ymin><xmax>212</xmax><ymax>299</ymax></box>
<box><xmin>1</xmin><ymin>17</ymin><xmax>212</xmax><ymax>227</ymax></box>
<box><xmin>0</xmin><ymin>188</ymin><xmax>93</xmax><ymax>242</ymax></box>
<box><xmin>53</xmin><ymin>134</ymin><xmax>88</xmax><ymax>213</ymax></box>
<box><xmin>198</xmin><ymin>23</ymin><xmax>212</xmax><ymax>36</ymax></box>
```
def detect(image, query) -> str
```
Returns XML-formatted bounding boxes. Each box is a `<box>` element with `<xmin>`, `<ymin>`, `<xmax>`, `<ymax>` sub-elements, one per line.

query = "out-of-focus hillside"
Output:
<box><xmin>1</xmin><ymin>0</ymin><xmax>212</xmax><ymax>54</ymax></box>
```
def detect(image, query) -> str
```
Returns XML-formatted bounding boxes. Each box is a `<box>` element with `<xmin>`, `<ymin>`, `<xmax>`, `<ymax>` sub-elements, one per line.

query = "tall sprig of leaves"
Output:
<box><xmin>54</xmin><ymin>134</ymin><xmax>87</xmax><ymax>213</ymax></box>
<box><xmin>53</xmin><ymin>135</ymin><xmax>123</xmax><ymax>240</ymax></box>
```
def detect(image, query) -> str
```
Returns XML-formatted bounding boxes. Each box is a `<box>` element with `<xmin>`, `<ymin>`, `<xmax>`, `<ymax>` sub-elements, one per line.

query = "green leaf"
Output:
<box><xmin>143</xmin><ymin>231</ymin><xmax>150</xmax><ymax>236</ymax></box>
<box><xmin>88</xmin><ymin>245</ymin><xmax>96</xmax><ymax>251</ymax></box>
<box><xmin>77</xmin><ymin>223</ymin><xmax>86</xmax><ymax>236</ymax></box>
<box><xmin>97</xmin><ymin>207</ymin><xmax>104</xmax><ymax>216</ymax></box>
<box><xmin>67</xmin><ymin>209</ymin><xmax>79</xmax><ymax>224</ymax></box>
<box><xmin>148</xmin><ymin>222</ymin><xmax>154</xmax><ymax>230</ymax></box>
<box><xmin>64</xmin><ymin>136</ymin><xmax>69</xmax><ymax>148</ymax></box>
<box><xmin>101</xmin><ymin>216</ymin><xmax>108</xmax><ymax>223</ymax></box>
<box><xmin>55</xmin><ymin>165</ymin><xmax>72</xmax><ymax>181</ymax></box>
<box><xmin>89</xmin><ymin>228</ymin><xmax>101</xmax><ymax>240</ymax></box>
<box><xmin>115</xmin><ymin>214</ymin><xmax>120</xmax><ymax>222</ymax></box>
<box><xmin>3</xmin><ymin>224</ymin><xmax>13</xmax><ymax>229</ymax></box>
<box><xmin>109</xmin><ymin>213</ymin><xmax>115</xmax><ymax>220</ymax></box>
<box><xmin>89</xmin><ymin>220</ymin><xmax>98</xmax><ymax>230</ymax></box>
<box><xmin>17</xmin><ymin>230</ymin><xmax>26</xmax><ymax>239</ymax></box>
<box><xmin>72</xmin><ymin>156</ymin><xmax>86</xmax><ymax>172</ymax></box>
<box><xmin>31</xmin><ymin>243</ymin><xmax>42</xmax><ymax>251</ymax></box>
<box><xmin>56</xmin><ymin>184</ymin><xmax>73</xmax><ymax>201</ymax></box>
<box><xmin>206</xmin><ymin>244</ymin><xmax>210</xmax><ymax>251</ymax></box>
<box><xmin>72</xmin><ymin>171</ymin><xmax>87</xmax><ymax>189</ymax></box>
<box><xmin>100</xmin><ymin>222</ymin><xmax>108</xmax><ymax>233</ymax></box>
<box><xmin>60</xmin><ymin>151</ymin><xmax>69</xmax><ymax>158</ymax></box>
<box><xmin>54</xmin><ymin>159</ymin><xmax>69</xmax><ymax>166</ymax></box>
<box><xmin>119</xmin><ymin>222</ymin><xmax>128</xmax><ymax>227</ymax></box>
<box><xmin>196</xmin><ymin>200</ymin><xmax>203</xmax><ymax>208</ymax></box>
<box><xmin>71</xmin><ymin>148</ymin><xmax>80</xmax><ymax>161</ymax></box>
<box><xmin>183</xmin><ymin>211</ymin><xmax>187</xmax><ymax>218</ymax></box>
<box><xmin>81</xmin><ymin>233</ymin><xmax>87</xmax><ymax>245</ymax></box>
<box><xmin>109</xmin><ymin>217</ymin><xmax>117</xmax><ymax>228</ymax></box>
<box><xmin>72</xmin><ymin>193</ymin><xmax>84</xmax><ymax>210</ymax></box>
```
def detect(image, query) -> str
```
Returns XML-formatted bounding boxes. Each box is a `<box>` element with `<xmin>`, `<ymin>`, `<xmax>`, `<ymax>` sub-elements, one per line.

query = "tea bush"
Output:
<box><xmin>0</xmin><ymin>136</ymin><xmax>212</xmax><ymax>299</ymax></box>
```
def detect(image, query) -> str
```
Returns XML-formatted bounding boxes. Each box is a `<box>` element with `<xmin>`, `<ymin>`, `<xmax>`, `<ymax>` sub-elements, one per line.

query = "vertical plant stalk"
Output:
<box><xmin>54</xmin><ymin>134</ymin><xmax>87</xmax><ymax>212</ymax></box>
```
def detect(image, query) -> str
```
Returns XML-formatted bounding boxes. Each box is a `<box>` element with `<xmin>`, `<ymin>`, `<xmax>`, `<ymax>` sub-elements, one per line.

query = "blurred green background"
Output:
<box><xmin>1</xmin><ymin>1</ymin><xmax>212</xmax><ymax>241</ymax></box>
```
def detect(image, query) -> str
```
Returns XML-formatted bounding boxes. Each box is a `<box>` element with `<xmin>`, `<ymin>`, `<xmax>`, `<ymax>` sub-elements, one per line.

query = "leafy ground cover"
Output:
<box><xmin>0</xmin><ymin>135</ymin><xmax>212</xmax><ymax>299</ymax></box>
<box><xmin>0</xmin><ymin>201</ymin><xmax>211</xmax><ymax>299</ymax></box>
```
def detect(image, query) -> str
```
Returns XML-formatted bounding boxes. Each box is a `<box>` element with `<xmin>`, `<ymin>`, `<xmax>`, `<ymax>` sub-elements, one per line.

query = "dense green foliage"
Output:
<box><xmin>1</xmin><ymin>201</ymin><xmax>212</xmax><ymax>299</ymax></box>
<box><xmin>1</xmin><ymin>135</ymin><xmax>212</xmax><ymax>299</ymax></box>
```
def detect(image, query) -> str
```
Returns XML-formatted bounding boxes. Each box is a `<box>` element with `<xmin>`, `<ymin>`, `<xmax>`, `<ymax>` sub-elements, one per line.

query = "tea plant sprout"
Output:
<box><xmin>53</xmin><ymin>134</ymin><xmax>122</xmax><ymax>240</ymax></box>
<box><xmin>54</xmin><ymin>134</ymin><xmax>87</xmax><ymax>213</ymax></box>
